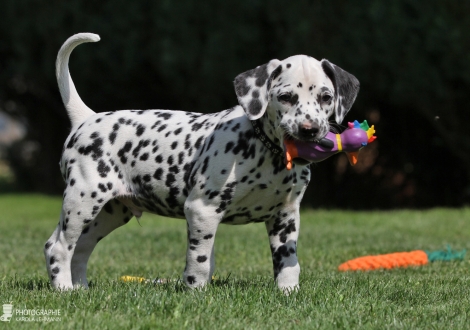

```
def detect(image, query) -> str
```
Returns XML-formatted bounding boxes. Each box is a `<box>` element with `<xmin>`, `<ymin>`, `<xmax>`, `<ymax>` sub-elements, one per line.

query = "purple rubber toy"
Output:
<box><xmin>284</xmin><ymin>120</ymin><xmax>376</xmax><ymax>170</ymax></box>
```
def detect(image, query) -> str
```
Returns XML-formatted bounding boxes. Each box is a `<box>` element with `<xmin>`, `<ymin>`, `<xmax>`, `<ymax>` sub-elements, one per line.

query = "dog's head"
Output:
<box><xmin>234</xmin><ymin>55</ymin><xmax>359</xmax><ymax>144</ymax></box>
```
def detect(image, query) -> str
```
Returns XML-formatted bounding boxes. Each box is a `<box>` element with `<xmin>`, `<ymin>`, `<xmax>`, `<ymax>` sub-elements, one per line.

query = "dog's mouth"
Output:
<box><xmin>282</xmin><ymin>125</ymin><xmax>328</xmax><ymax>144</ymax></box>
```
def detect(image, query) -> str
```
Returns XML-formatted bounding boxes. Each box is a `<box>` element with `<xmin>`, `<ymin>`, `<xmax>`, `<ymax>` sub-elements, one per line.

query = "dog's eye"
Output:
<box><xmin>321</xmin><ymin>94</ymin><xmax>332</xmax><ymax>103</ymax></box>
<box><xmin>278</xmin><ymin>93</ymin><xmax>292</xmax><ymax>103</ymax></box>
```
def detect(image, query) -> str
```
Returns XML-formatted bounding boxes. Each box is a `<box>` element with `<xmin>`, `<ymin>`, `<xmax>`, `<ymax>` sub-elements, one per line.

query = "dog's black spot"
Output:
<box><xmin>155</xmin><ymin>154</ymin><xmax>163</xmax><ymax>163</ymax></box>
<box><xmin>291</xmin><ymin>93</ymin><xmax>299</xmax><ymax>105</ymax></box>
<box><xmin>117</xmin><ymin>141</ymin><xmax>133</xmax><ymax>164</ymax></box>
<box><xmin>225</xmin><ymin>142</ymin><xmax>234</xmax><ymax>153</ymax></box>
<box><xmin>109</xmin><ymin>131</ymin><xmax>117</xmax><ymax>144</ymax></box>
<box><xmin>157</xmin><ymin>112</ymin><xmax>172</xmax><ymax>120</ymax></box>
<box><xmin>194</xmin><ymin>136</ymin><xmax>204</xmax><ymax>150</ymax></box>
<box><xmin>192</xmin><ymin>122</ymin><xmax>203</xmax><ymax>131</ymax></box>
<box><xmin>248</xmin><ymin>99</ymin><xmax>262</xmax><ymax>116</ymax></box>
<box><xmin>208</xmin><ymin>191</ymin><xmax>219</xmax><ymax>199</ymax></box>
<box><xmin>254</xmin><ymin>64</ymin><xmax>268</xmax><ymax>87</ymax></box>
<box><xmin>153</xmin><ymin>168</ymin><xmax>163</xmax><ymax>180</ymax></box>
<box><xmin>136</xmin><ymin>124</ymin><xmax>146</xmax><ymax>136</ymax></box>
<box><xmin>178</xmin><ymin>152</ymin><xmax>185</xmax><ymax>165</ymax></box>
<box><xmin>97</xmin><ymin>160</ymin><xmax>111</xmax><ymax>178</ymax></box>
<box><xmin>98</xmin><ymin>183</ymin><xmax>107</xmax><ymax>193</ymax></box>
<box><xmin>77</xmin><ymin>135</ymin><xmax>103</xmax><ymax>161</ymax></box>
<box><xmin>201</xmin><ymin>156</ymin><xmax>210</xmax><ymax>174</ymax></box>
<box><xmin>187</xmin><ymin>276</ymin><xmax>196</xmax><ymax>284</ymax></box>
<box><xmin>169</xmin><ymin>165</ymin><xmax>179</xmax><ymax>174</ymax></box>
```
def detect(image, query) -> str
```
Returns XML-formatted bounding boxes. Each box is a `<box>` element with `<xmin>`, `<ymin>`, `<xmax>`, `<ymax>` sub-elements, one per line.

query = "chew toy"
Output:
<box><xmin>284</xmin><ymin>120</ymin><xmax>376</xmax><ymax>170</ymax></box>
<box><xmin>120</xmin><ymin>275</ymin><xmax>218</xmax><ymax>284</ymax></box>
<box><xmin>120</xmin><ymin>276</ymin><xmax>171</xmax><ymax>284</ymax></box>
<box><xmin>338</xmin><ymin>247</ymin><xmax>466</xmax><ymax>271</ymax></box>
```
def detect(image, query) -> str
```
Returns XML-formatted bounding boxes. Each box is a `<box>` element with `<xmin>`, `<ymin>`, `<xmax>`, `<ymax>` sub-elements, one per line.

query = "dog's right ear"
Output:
<box><xmin>234</xmin><ymin>59</ymin><xmax>282</xmax><ymax>120</ymax></box>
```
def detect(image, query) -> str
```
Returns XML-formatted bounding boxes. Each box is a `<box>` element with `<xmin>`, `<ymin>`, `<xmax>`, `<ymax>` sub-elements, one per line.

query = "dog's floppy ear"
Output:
<box><xmin>234</xmin><ymin>59</ymin><xmax>282</xmax><ymax>120</ymax></box>
<box><xmin>321</xmin><ymin>59</ymin><xmax>360</xmax><ymax>124</ymax></box>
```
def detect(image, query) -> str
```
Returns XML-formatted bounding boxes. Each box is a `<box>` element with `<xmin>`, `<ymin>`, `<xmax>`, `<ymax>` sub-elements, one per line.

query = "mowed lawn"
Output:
<box><xmin>0</xmin><ymin>195</ymin><xmax>469</xmax><ymax>329</ymax></box>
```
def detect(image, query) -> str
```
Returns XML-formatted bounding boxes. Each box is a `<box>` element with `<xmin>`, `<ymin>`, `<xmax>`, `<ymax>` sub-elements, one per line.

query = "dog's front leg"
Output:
<box><xmin>265</xmin><ymin>209</ymin><xmax>300</xmax><ymax>292</ymax></box>
<box><xmin>183</xmin><ymin>201</ymin><xmax>219</xmax><ymax>288</ymax></box>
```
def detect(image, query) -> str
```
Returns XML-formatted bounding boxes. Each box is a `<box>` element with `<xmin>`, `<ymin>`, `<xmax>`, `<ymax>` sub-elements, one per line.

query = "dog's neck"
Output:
<box><xmin>252</xmin><ymin>109</ymin><xmax>284</xmax><ymax>156</ymax></box>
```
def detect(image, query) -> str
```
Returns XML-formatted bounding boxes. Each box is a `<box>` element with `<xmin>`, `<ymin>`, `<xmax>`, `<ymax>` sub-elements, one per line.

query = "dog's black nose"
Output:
<box><xmin>298</xmin><ymin>123</ymin><xmax>320</xmax><ymax>140</ymax></box>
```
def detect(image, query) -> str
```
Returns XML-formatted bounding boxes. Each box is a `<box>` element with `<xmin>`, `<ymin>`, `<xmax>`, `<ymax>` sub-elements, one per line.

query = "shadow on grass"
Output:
<box><xmin>2</xmin><ymin>273</ymin><xmax>281</xmax><ymax>295</ymax></box>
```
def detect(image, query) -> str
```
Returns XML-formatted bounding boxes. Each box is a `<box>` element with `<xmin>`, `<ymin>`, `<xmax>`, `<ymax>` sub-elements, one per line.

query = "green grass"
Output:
<box><xmin>1</xmin><ymin>194</ymin><xmax>470</xmax><ymax>329</ymax></box>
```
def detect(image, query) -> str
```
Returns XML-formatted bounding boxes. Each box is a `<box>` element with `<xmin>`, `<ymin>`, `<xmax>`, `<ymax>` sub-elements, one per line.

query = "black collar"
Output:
<box><xmin>250</xmin><ymin>119</ymin><xmax>284</xmax><ymax>156</ymax></box>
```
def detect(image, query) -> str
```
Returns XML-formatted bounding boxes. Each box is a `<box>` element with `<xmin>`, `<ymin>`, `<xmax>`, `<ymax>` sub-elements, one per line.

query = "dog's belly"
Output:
<box><xmin>117</xmin><ymin>184</ymin><xmax>296</xmax><ymax>225</ymax></box>
<box><xmin>117</xmin><ymin>195</ymin><xmax>186</xmax><ymax>219</ymax></box>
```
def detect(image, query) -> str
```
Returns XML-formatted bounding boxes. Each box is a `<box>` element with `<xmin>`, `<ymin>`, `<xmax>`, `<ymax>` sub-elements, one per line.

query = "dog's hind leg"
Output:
<box><xmin>44</xmin><ymin>179</ymin><xmax>117</xmax><ymax>289</ymax></box>
<box><xmin>183</xmin><ymin>198</ymin><xmax>221</xmax><ymax>288</ymax></box>
<box><xmin>44</xmin><ymin>206</ymin><xmax>76</xmax><ymax>289</ymax></box>
<box><xmin>70</xmin><ymin>199</ymin><xmax>134</xmax><ymax>287</ymax></box>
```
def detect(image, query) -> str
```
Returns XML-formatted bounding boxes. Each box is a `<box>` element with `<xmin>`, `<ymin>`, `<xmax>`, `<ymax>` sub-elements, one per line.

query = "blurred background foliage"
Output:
<box><xmin>0</xmin><ymin>0</ymin><xmax>469</xmax><ymax>208</ymax></box>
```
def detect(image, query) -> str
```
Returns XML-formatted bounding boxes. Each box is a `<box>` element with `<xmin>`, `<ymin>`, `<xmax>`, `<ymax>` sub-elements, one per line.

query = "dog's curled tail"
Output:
<box><xmin>56</xmin><ymin>33</ymin><xmax>100</xmax><ymax>127</ymax></box>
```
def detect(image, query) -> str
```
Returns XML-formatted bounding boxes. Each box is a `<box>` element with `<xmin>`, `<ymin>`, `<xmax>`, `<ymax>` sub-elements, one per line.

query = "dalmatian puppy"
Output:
<box><xmin>44</xmin><ymin>33</ymin><xmax>359</xmax><ymax>291</ymax></box>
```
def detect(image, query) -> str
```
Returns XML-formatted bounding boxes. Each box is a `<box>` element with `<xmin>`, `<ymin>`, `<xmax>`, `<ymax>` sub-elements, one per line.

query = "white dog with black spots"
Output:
<box><xmin>44</xmin><ymin>33</ymin><xmax>359</xmax><ymax>292</ymax></box>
